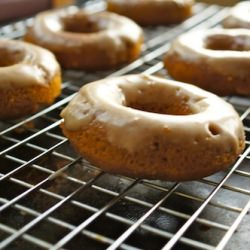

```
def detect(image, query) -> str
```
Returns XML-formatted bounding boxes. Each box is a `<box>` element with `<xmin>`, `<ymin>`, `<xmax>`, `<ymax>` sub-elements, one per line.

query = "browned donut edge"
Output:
<box><xmin>0</xmin><ymin>73</ymin><xmax>61</xmax><ymax>120</ymax></box>
<box><xmin>61</xmin><ymin>121</ymin><xmax>245</xmax><ymax>182</ymax></box>
<box><xmin>163</xmin><ymin>51</ymin><xmax>250</xmax><ymax>96</ymax></box>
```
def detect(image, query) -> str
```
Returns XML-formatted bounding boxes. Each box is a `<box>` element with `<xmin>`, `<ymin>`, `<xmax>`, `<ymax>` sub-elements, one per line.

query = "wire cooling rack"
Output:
<box><xmin>0</xmin><ymin>0</ymin><xmax>249</xmax><ymax>249</ymax></box>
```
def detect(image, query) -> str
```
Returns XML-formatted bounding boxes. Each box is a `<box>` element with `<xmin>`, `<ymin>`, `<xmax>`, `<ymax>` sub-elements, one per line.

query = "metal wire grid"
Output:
<box><xmin>0</xmin><ymin>1</ymin><xmax>250</xmax><ymax>249</ymax></box>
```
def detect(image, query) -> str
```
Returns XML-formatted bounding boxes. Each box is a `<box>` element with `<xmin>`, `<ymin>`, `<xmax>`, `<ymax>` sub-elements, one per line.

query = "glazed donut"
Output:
<box><xmin>60</xmin><ymin>74</ymin><xmax>245</xmax><ymax>181</ymax></box>
<box><xmin>0</xmin><ymin>39</ymin><xmax>61</xmax><ymax>120</ymax></box>
<box><xmin>164</xmin><ymin>29</ymin><xmax>250</xmax><ymax>96</ymax></box>
<box><xmin>24</xmin><ymin>8</ymin><xmax>143</xmax><ymax>70</ymax></box>
<box><xmin>223</xmin><ymin>2</ymin><xmax>250</xmax><ymax>29</ymax></box>
<box><xmin>106</xmin><ymin>0</ymin><xmax>194</xmax><ymax>26</ymax></box>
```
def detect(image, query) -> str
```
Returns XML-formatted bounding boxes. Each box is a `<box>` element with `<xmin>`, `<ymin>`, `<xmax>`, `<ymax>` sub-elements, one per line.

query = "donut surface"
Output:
<box><xmin>61</xmin><ymin>74</ymin><xmax>245</xmax><ymax>181</ymax></box>
<box><xmin>106</xmin><ymin>0</ymin><xmax>194</xmax><ymax>26</ymax></box>
<box><xmin>164</xmin><ymin>29</ymin><xmax>250</xmax><ymax>96</ymax></box>
<box><xmin>24</xmin><ymin>8</ymin><xmax>143</xmax><ymax>70</ymax></box>
<box><xmin>223</xmin><ymin>2</ymin><xmax>250</xmax><ymax>29</ymax></box>
<box><xmin>0</xmin><ymin>39</ymin><xmax>61</xmax><ymax>120</ymax></box>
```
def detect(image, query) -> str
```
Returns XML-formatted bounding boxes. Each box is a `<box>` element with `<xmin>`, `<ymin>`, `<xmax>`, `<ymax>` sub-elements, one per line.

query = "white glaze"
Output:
<box><xmin>61</xmin><ymin>74</ymin><xmax>244</xmax><ymax>153</ymax></box>
<box><xmin>223</xmin><ymin>2</ymin><xmax>250</xmax><ymax>29</ymax></box>
<box><xmin>0</xmin><ymin>39</ymin><xmax>60</xmax><ymax>89</ymax></box>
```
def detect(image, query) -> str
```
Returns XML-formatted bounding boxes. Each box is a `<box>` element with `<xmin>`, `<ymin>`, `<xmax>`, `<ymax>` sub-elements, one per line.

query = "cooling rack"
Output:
<box><xmin>0</xmin><ymin>0</ymin><xmax>249</xmax><ymax>249</ymax></box>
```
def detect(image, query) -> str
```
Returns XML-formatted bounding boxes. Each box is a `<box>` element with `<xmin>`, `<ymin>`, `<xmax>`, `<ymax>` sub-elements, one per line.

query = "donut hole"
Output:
<box><xmin>124</xmin><ymin>85</ymin><xmax>196</xmax><ymax>115</ymax></box>
<box><xmin>0</xmin><ymin>47</ymin><xmax>25</xmax><ymax>67</ymax></box>
<box><xmin>205</xmin><ymin>34</ymin><xmax>250</xmax><ymax>51</ymax></box>
<box><xmin>207</xmin><ymin>123</ymin><xmax>221</xmax><ymax>136</ymax></box>
<box><xmin>62</xmin><ymin>12</ymin><xmax>102</xmax><ymax>33</ymax></box>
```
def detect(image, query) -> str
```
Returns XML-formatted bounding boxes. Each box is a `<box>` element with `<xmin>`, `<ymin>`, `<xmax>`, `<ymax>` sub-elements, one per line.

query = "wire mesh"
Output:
<box><xmin>0</xmin><ymin>0</ymin><xmax>249</xmax><ymax>249</ymax></box>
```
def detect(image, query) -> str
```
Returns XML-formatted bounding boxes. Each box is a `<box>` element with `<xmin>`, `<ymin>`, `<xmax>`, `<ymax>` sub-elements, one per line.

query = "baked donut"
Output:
<box><xmin>223</xmin><ymin>2</ymin><xmax>250</xmax><ymax>29</ymax></box>
<box><xmin>106</xmin><ymin>0</ymin><xmax>194</xmax><ymax>26</ymax></box>
<box><xmin>164</xmin><ymin>29</ymin><xmax>250</xmax><ymax>96</ymax></box>
<box><xmin>0</xmin><ymin>39</ymin><xmax>61</xmax><ymax>120</ymax></box>
<box><xmin>24</xmin><ymin>8</ymin><xmax>143</xmax><ymax>70</ymax></box>
<box><xmin>60</xmin><ymin>74</ymin><xmax>245</xmax><ymax>181</ymax></box>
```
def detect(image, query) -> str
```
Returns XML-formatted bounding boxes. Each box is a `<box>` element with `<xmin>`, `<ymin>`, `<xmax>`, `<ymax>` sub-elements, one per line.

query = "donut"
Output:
<box><xmin>24</xmin><ymin>8</ymin><xmax>143</xmax><ymax>70</ymax></box>
<box><xmin>106</xmin><ymin>0</ymin><xmax>194</xmax><ymax>26</ymax></box>
<box><xmin>0</xmin><ymin>39</ymin><xmax>61</xmax><ymax>120</ymax></box>
<box><xmin>60</xmin><ymin>74</ymin><xmax>245</xmax><ymax>181</ymax></box>
<box><xmin>223</xmin><ymin>2</ymin><xmax>250</xmax><ymax>29</ymax></box>
<box><xmin>164</xmin><ymin>29</ymin><xmax>250</xmax><ymax>96</ymax></box>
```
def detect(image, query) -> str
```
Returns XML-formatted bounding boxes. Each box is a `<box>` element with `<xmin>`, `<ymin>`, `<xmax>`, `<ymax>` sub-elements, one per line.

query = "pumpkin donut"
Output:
<box><xmin>106</xmin><ymin>0</ymin><xmax>194</xmax><ymax>26</ymax></box>
<box><xmin>0</xmin><ymin>39</ymin><xmax>61</xmax><ymax>120</ymax></box>
<box><xmin>164</xmin><ymin>29</ymin><xmax>250</xmax><ymax>96</ymax></box>
<box><xmin>60</xmin><ymin>74</ymin><xmax>245</xmax><ymax>181</ymax></box>
<box><xmin>24</xmin><ymin>8</ymin><xmax>143</xmax><ymax>70</ymax></box>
